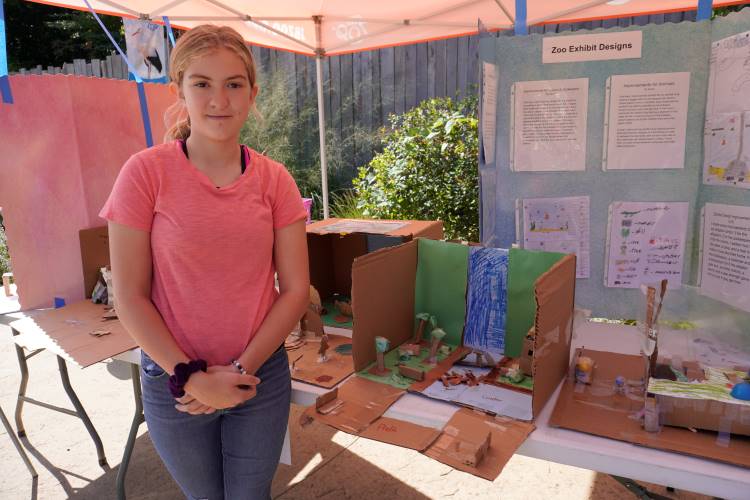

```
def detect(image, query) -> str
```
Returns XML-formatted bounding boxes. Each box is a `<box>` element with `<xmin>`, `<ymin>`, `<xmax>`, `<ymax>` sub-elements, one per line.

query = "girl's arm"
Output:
<box><xmin>109</xmin><ymin>221</ymin><xmax>192</xmax><ymax>372</ymax></box>
<box><xmin>237</xmin><ymin>219</ymin><xmax>309</xmax><ymax>375</ymax></box>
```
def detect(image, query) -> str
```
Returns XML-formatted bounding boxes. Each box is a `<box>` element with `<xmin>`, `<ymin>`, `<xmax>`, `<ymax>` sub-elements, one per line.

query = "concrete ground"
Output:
<box><xmin>0</xmin><ymin>293</ymin><xmax>711</xmax><ymax>499</ymax></box>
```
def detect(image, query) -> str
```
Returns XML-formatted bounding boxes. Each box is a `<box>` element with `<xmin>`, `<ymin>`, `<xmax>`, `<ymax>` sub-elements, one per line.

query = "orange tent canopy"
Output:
<box><xmin>27</xmin><ymin>0</ymin><xmax>744</xmax><ymax>56</ymax></box>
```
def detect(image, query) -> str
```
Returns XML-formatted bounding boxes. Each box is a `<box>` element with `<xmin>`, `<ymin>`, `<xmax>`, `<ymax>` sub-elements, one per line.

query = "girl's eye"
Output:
<box><xmin>228</xmin><ymin>82</ymin><xmax>243</xmax><ymax>89</ymax></box>
<box><xmin>194</xmin><ymin>82</ymin><xmax>208</xmax><ymax>88</ymax></box>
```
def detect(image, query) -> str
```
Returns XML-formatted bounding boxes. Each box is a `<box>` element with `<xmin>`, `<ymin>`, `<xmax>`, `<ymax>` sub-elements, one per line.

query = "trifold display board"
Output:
<box><xmin>479</xmin><ymin>8</ymin><xmax>750</xmax><ymax>318</ymax></box>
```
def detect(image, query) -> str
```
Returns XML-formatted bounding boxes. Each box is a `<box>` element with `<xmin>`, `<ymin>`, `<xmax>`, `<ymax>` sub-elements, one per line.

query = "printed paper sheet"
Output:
<box><xmin>603</xmin><ymin>72</ymin><xmax>690</xmax><ymax>170</ymax></box>
<box><xmin>699</xmin><ymin>203</ymin><xmax>750</xmax><ymax>312</ymax></box>
<box><xmin>510</xmin><ymin>78</ymin><xmax>588</xmax><ymax>172</ymax></box>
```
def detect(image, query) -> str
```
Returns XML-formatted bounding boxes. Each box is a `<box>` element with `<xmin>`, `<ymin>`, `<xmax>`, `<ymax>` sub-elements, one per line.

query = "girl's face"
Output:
<box><xmin>177</xmin><ymin>47</ymin><xmax>258</xmax><ymax>143</ymax></box>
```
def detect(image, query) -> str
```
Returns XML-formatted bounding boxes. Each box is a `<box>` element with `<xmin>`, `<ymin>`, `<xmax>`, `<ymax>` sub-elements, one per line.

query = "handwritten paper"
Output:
<box><xmin>699</xmin><ymin>203</ymin><xmax>750</xmax><ymax>312</ymax></box>
<box><xmin>521</xmin><ymin>196</ymin><xmax>590</xmax><ymax>278</ymax></box>
<box><xmin>605</xmin><ymin>202</ymin><xmax>689</xmax><ymax>289</ymax></box>
<box><xmin>510</xmin><ymin>78</ymin><xmax>588</xmax><ymax>172</ymax></box>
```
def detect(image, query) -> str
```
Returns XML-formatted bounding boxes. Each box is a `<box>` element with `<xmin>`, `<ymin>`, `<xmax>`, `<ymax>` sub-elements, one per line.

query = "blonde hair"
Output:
<box><xmin>164</xmin><ymin>25</ymin><xmax>258</xmax><ymax>142</ymax></box>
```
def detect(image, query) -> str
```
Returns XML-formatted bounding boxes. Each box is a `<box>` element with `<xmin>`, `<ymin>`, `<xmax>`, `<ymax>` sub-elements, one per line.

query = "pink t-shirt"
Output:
<box><xmin>100</xmin><ymin>140</ymin><xmax>306</xmax><ymax>365</ymax></box>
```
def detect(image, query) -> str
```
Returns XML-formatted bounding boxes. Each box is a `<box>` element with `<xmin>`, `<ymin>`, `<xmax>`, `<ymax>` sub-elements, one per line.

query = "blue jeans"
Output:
<box><xmin>140</xmin><ymin>347</ymin><xmax>291</xmax><ymax>500</ymax></box>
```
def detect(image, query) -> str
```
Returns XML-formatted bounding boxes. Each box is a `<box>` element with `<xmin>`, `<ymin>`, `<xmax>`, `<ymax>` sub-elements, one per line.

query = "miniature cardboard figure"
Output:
<box><xmin>317</xmin><ymin>333</ymin><xmax>330</xmax><ymax>363</ymax></box>
<box><xmin>373</xmin><ymin>336</ymin><xmax>390</xmax><ymax>375</ymax></box>
<box><xmin>448</xmin><ymin>426</ymin><xmax>492</xmax><ymax>467</ymax></box>
<box><xmin>428</xmin><ymin>328</ymin><xmax>447</xmax><ymax>364</ymax></box>
<box><xmin>300</xmin><ymin>285</ymin><xmax>325</xmax><ymax>337</ymax></box>
<box><xmin>398</xmin><ymin>364</ymin><xmax>425</xmax><ymax>381</ymax></box>
<box><xmin>414</xmin><ymin>312</ymin><xmax>436</xmax><ymax>345</ymax></box>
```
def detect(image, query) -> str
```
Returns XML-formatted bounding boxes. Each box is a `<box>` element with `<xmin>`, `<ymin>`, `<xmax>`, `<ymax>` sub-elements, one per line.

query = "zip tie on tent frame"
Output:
<box><xmin>0</xmin><ymin>0</ymin><xmax>13</xmax><ymax>104</ymax></box>
<box><xmin>82</xmin><ymin>0</ymin><xmax>155</xmax><ymax>147</ymax></box>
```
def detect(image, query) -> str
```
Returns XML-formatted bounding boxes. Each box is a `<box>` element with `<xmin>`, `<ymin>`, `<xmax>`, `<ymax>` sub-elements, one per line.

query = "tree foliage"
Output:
<box><xmin>5</xmin><ymin>0</ymin><xmax>124</xmax><ymax>71</ymax></box>
<box><xmin>353</xmin><ymin>96</ymin><xmax>479</xmax><ymax>241</ymax></box>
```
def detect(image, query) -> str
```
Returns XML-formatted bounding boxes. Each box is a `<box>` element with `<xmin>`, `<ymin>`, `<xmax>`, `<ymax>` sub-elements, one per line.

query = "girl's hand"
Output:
<box><xmin>182</xmin><ymin>370</ymin><xmax>260</xmax><ymax>410</ymax></box>
<box><xmin>174</xmin><ymin>393</ymin><xmax>217</xmax><ymax>415</ymax></box>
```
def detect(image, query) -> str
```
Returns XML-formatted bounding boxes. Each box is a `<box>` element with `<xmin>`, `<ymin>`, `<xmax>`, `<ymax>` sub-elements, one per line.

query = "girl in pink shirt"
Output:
<box><xmin>101</xmin><ymin>25</ymin><xmax>309</xmax><ymax>499</ymax></box>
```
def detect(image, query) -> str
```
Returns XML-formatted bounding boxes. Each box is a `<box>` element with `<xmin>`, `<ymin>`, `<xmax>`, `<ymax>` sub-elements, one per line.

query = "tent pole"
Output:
<box><xmin>314</xmin><ymin>16</ymin><xmax>329</xmax><ymax>219</ymax></box>
<box><xmin>315</xmin><ymin>54</ymin><xmax>330</xmax><ymax>220</ymax></box>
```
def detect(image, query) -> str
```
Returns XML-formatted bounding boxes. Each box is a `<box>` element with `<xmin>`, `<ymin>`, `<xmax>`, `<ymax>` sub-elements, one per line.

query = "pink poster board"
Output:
<box><xmin>0</xmin><ymin>75</ymin><xmax>174</xmax><ymax>309</ymax></box>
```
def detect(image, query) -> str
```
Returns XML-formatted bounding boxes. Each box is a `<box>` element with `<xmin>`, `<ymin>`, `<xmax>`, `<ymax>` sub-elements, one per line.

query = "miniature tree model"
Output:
<box><xmin>414</xmin><ymin>312</ymin><xmax>436</xmax><ymax>344</ymax></box>
<box><xmin>428</xmin><ymin>328</ymin><xmax>447</xmax><ymax>364</ymax></box>
<box><xmin>374</xmin><ymin>336</ymin><xmax>390</xmax><ymax>375</ymax></box>
<box><xmin>317</xmin><ymin>333</ymin><xmax>330</xmax><ymax>363</ymax></box>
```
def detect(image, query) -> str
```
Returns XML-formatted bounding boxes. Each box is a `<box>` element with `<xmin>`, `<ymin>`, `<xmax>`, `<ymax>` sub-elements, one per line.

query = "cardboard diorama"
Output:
<box><xmin>286</xmin><ymin>219</ymin><xmax>443</xmax><ymax>388</ymax></box>
<box><xmin>351</xmin><ymin>239</ymin><xmax>576</xmax><ymax>422</ymax></box>
<box><xmin>550</xmin><ymin>282</ymin><xmax>750</xmax><ymax>468</ymax></box>
<box><xmin>550</xmin><ymin>348</ymin><xmax>750</xmax><ymax>468</ymax></box>
<box><xmin>303</xmin><ymin>238</ymin><xmax>576</xmax><ymax>479</ymax></box>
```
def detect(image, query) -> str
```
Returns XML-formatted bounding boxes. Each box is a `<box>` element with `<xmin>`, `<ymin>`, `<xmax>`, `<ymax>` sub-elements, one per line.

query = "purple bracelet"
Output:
<box><xmin>168</xmin><ymin>359</ymin><xmax>207</xmax><ymax>398</ymax></box>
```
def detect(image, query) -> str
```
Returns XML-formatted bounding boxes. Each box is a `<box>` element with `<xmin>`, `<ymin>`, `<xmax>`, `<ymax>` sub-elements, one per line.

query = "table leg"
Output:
<box><xmin>57</xmin><ymin>356</ymin><xmax>109</xmax><ymax>467</ymax></box>
<box><xmin>1</xmin><ymin>403</ymin><xmax>37</xmax><ymax>478</ymax></box>
<box><xmin>116</xmin><ymin>364</ymin><xmax>145</xmax><ymax>500</ymax></box>
<box><xmin>12</xmin><ymin>327</ymin><xmax>30</xmax><ymax>437</ymax></box>
<box><xmin>610</xmin><ymin>475</ymin><xmax>672</xmax><ymax>500</ymax></box>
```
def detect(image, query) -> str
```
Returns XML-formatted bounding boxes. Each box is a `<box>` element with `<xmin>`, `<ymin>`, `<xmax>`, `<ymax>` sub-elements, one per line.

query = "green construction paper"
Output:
<box><xmin>414</xmin><ymin>239</ymin><xmax>469</xmax><ymax>346</ymax></box>
<box><xmin>357</xmin><ymin>344</ymin><xmax>456</xmax><ymax>390</ymax></box>
<box><xmin>504</xmin><ymin>248</ymin><xmax>564</xmax><ymax>357</ymax></box>
<box><xmin>492</xmin><ymin>373</ymin><xmax>534</xmax><ymax>391</ymax></box>
<box><xmin>322</xmin><ymin>298</ymin><xmax>353</xmax><ymax>329</ymax></box>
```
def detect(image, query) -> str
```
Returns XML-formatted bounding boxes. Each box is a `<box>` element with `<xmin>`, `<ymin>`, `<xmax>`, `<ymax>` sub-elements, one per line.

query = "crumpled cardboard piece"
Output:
<box><xmin>424</xmin><ymin>408</ymin><xmax>535</xmax><ymax>481</ymax></box>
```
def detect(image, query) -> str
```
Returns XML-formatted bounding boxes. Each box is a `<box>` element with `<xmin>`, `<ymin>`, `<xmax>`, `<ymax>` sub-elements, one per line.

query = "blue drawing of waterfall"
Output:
<box><xmin>464</xmin><ymin>247</ymin><xmax>508</xmax><ymax>359</ymax></box>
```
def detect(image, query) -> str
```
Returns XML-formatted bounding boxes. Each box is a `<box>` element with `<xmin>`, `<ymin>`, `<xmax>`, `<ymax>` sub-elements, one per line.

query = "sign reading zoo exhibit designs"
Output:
<box><xmin>605</xmin><ymin>202</ymin><xmax>689</xmax><ymax>289</ymax></box>
<box><xmin>510</xmin><ymin>78</ymin><xmax>588</xmax><ymax>172</ymax></box>
<box><xmin>543</xmin><ymin>31</ymin><xmax>642</xmax><ymax>64</ymax></box>
<box><xmin>699</xmin><ymin>203</ymin><xmax>750</xmax><ymax>313</ymax></box>
<box><xmin>603</xmin><ymin>72</ymin><xmax>690</xmax><ymax>170</ymax></box>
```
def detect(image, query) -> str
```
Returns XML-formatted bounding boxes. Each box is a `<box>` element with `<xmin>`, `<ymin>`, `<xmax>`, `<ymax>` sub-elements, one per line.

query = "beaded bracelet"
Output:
<box><xmin>168</xmin><ymin>359</ymin><xmax>207</xmax><ymax>398</ymax></box>
<box><xmin>231</xmin><ymin>359</ymin><xmax>247</xmax><ymax>375</ymax></box>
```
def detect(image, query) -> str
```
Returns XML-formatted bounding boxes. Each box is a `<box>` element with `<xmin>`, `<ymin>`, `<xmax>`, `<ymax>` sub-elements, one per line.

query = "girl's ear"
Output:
<box><xmin>250</xmin><ymin>84</ymin><xmax>259</xmax><ymax>104</ymax></box>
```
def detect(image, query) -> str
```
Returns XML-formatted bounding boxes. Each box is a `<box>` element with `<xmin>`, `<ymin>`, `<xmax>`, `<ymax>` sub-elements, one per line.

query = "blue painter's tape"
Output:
<box><xmin>82</xmin><ymin>0</ymin><xmax>154</xmax><ymax>147</ymax></box>
<box><xmin>136</xmin><ymin>81</ymin><xmax>154</xmax><ymax>147</ymax></box>
<box><xmin>515</xmin><ymin>0</ymin><xmax>528</xmax><ymax>35</ymax></box>
<box><xmin>0</xmin><ymin>0</ymin><xmax>13</xmax><ymax>103</ymax></box>
<box><xmin>0</xmin><ymin>74</ymin><xmax>12</xmax><ymax>104</ymax></box>
<box><xmin>163</xmin><ymin>16</ymin><xmax>176</xmax><ymax>48</ymax></box>
<box><xmin>697</xmin><ymin>0</ymin><xmax>713</xmax><ymax>21</ymax></box>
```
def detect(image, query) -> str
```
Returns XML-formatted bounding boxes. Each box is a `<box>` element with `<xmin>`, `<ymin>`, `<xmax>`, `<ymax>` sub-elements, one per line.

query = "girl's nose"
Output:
<box><xmin>210</xmin><ymin>88</ymin><xmax>230</xmax><ymax>108</ymax></box>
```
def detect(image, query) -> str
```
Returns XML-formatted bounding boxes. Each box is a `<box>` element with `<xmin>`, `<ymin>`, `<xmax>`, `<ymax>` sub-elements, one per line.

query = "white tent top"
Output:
<box><xmin>27</xmin><ymin>1</ymin><xmax>744</xmax><ymax>56</ymax></box>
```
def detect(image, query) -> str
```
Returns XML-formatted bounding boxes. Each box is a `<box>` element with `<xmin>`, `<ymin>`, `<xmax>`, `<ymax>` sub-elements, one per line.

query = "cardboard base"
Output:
<box><xmin>10</xmin><ymin>300</ymin><xmax>137</xmax><ymax>367</ymax></box>
<box><xmin>304</xmin><ymin>377</ymin><xmax>405</xmax><ymax>434</ymax></box>
<box><xmin>358</xmin><ymin>343</ymin><xmax>464</xmax><ymax>390</ymax></box>
<box><xmin>424</xmin><ymin>408</ymin><xmax>535</xmax><ymax>481</ymax></box>
<box><xmin>549</xmin><ymin>350</ymin><xmax>750</xmax><ymax>468</ymax></box>
<box><xmin>288</xmin><ymin>334</ymin><xmax>354</xmax><ymax>388</ymax></box>
<box><xmin>359</xmin><ymin>416</ymin><xmax>442</xmax><ymax>451</ymax></box>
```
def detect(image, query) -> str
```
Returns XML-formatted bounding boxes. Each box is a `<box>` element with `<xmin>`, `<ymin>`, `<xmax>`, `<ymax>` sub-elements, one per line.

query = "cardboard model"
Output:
<box><xmin>549</xmin><ymin>349</ymin><xmax>750</xmax><ymax>468</ymax></box>
<box><xmin>0</xmin><ymin>75</ymin><xmax>174</xmax><ymax>310</ymax></box>
<box><xmin>351</xmin><ymin>239</ymin><xmax>576</xmax><ymax>422</ymax></box>
<box><xmin>306</xmin><ymin>218</ymin><xmax>443</xmax><ymax>333</ymax></box>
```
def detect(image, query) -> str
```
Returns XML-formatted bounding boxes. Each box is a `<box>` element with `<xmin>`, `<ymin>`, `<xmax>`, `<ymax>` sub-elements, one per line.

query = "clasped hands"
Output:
<box><xmin>175</xmin><ymin>364</ymin><xmax>260</xmax><ymax>415</ymax></box>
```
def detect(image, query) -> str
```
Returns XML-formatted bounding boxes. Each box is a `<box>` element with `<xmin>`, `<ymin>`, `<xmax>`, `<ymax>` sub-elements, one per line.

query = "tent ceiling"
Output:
<box><xmin>28</xmin><ymin>0</ymin><xmax>745</xmax><ymax>55</ymax></box>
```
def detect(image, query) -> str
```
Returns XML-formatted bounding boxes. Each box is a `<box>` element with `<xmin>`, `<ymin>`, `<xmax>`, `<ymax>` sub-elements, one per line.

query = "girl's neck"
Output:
<box><xmin>185</xmin><ymin>134</ymin><xmax>241</xmax><ymax>173</ymax></box>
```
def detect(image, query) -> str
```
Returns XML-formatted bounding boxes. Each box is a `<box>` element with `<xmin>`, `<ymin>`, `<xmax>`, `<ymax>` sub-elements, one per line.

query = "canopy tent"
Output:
<box><xmin>10</xmin><ymin>0</ymin><xmax>742</xmax><ymax>216</ymax></box>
